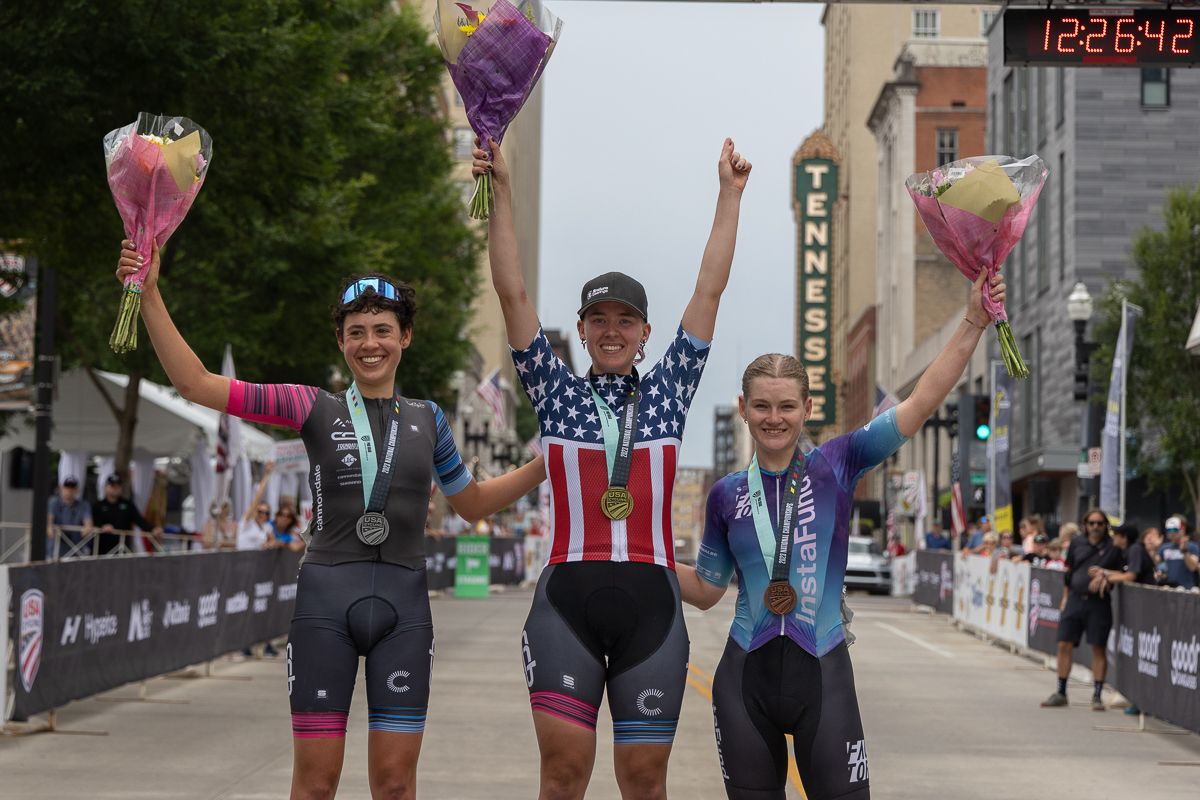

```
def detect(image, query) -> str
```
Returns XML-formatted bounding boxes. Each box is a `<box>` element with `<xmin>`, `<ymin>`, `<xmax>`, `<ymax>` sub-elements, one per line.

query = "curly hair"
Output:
<box><xmin>332</xmin><ymin>273</ymin><xmax>417</xmax><ymax>335</ymax></box>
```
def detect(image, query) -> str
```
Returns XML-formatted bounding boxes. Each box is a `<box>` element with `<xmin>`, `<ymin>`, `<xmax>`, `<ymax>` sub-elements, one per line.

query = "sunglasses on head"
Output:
<box><xmin>341</xmin><ymin>277</ymin><xmax>400</xmax><ymax>306</ymax></box>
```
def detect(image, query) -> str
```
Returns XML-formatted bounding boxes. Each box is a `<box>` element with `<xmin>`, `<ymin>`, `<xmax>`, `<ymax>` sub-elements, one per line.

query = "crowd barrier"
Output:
<box><xmin>4</xmin><ymin>536</ymin><xmax>531</xmax><ymax>722</ymax></box>
<box><xmin>910</xmin><ymin>550</ymin><xmax>1200</xmax><ymax>734</ymax></box>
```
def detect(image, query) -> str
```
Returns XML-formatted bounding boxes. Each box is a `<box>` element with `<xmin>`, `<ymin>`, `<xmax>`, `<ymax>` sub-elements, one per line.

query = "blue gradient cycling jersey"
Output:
<box><xmin>696</xmin><ymin>408</ymin><xmax>907</xmax><ymax>656</ymax></box>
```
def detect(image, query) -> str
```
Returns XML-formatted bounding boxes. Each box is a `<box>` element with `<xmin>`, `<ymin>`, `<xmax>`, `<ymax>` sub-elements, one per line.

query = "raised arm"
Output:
<box><xmin>242</xmin><ymin>463</ymin><xmax>275</xmax><ymax>522</ymax></box>
<box><xmin>473</xmin><ymin>140</ymin><xmax>540</xmax><ymax>350</ymax></box>
<box><xmin>445</xmin><ymin>455</ymin><xmax>546</xmax><ymax>524</ymax></box>
<box><xmin>117</xmin><ymin>239</ymin><xmax>230</xmax><ymax>411</ymax></box>
<box><xmin>895</xmin><ymin>272</ymin><xmax>1006</xmax><ymax>438</ymax></box>
<box><xmin>680</xmin><ymin>138</ymin><xmax>752</xmax><ymax>341</ymax></box>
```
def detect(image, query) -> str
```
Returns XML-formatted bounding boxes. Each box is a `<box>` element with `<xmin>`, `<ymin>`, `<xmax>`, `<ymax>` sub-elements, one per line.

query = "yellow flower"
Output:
<box><xmin>458</xmin><ymin>10</ymin><xmax>485</xmax><ymax>35</ymax></box>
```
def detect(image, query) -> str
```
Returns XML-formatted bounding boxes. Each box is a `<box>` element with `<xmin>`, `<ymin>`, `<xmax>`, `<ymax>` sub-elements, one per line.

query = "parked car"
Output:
<box><xmin>845</xmin><ymin>535</ymin><xmax>891</xmax><ymax>594</ymax></box>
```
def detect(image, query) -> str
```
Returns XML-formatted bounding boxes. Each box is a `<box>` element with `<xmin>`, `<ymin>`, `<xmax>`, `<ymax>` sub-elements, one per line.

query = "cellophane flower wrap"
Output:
<box><xmin>435</xmin><ymin>0</ymin><xmax>562</xmax><ymax>219</ymax></box>
<box><xmin>104</xmin><ymin>113</ymin><xmax>212</xmax><ymax>353</ymax></box>
<box><xmin>906</xmin><ymin>155</ymin><xmax>1048</xmax><ymax>379</ymax></box>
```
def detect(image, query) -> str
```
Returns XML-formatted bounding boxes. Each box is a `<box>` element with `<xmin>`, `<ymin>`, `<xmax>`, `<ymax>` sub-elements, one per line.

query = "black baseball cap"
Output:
<box><xmin>62</xmin><ymin>476</ymin><xmax>79</xmax><ymax>488</ymax></box>
<box><xmin>578</xmin><ymin>272</ymin><xmax>648</xmax><ymax>321</ymax></box>
<box><xmin>105</xmin><ymin>473</ymin><xmax>123</xmax><ymax>485</ymax></box>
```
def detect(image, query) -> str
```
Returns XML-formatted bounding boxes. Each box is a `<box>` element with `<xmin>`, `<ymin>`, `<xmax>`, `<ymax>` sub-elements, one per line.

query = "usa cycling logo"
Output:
<box><xmin>19</xmin><ymin>589</ymin><xmax>44</xmax><ymax>692</ymax></box>
<box><xmin>387</xmin><ymin>670</ymin><xmax>411</xmax><ymax>693</ymax></box>
<box><xmin>636</xmin><ymin>688</ymin><xmax>664</xmax><ymax>716</ymax></box>
<box><xmin>1171</xmin><ymin>635</ymin><xmax>1199</xmax><ymax>690</ymax></box>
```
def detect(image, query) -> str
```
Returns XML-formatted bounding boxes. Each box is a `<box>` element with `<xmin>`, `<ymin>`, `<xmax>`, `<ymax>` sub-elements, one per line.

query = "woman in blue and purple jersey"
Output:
<box><xmin>677</xmin><ymin>272</ymin><xmax>1005</xmax><ymax>800</ymax></box>
<box><xmin>116</xmin><ymin>239</ymin><xmax>545</xmax><ymax>800</ymax></box>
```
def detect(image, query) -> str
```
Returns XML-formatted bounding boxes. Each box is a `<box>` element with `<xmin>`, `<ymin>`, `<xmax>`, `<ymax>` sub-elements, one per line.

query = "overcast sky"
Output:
<box><xmin>535</xmin><ymin>0</ymin><xmax>826</xmax><ymax>469</ymax></box>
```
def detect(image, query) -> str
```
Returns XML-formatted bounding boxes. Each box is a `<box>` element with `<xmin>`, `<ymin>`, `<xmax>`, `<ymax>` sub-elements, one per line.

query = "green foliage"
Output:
<box><xmin>0</xmin><ymin>0</ymin><xmax>479</xmax><ymax>409</ymax></box>
<box><xmin>1090</xmin><ymin>185</ymin><xmax>1200</xmax><ymax>514</ymax></box>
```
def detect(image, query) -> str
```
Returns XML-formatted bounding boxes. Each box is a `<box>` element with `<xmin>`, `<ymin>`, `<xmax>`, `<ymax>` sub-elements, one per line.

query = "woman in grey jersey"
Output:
<box><xmin>117</xmin><ymin>238</ymin><xmax>545</xmax><ymax>800</ymax></box>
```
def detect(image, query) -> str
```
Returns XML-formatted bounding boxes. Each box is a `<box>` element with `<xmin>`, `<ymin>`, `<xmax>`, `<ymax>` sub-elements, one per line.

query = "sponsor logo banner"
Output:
<box><xmin>951</xmin><ymin>555</ymin><xmax>1029</xmax><ymax>650</ymax></box>
<box><xmin>913</xmin><ymin>551</ymin><xmax>954</xmax><ymax>615</ymax></box>
<box><xmin>1111</xmin><ymin>584</ymin><xmax>1200</xmax><ymax>733</ymax></box>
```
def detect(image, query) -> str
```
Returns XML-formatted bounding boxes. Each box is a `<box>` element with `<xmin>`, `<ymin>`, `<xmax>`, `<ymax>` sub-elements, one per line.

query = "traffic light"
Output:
<box><xmin>945</xmin><ymin>400</ymin><xmax>959</xmax><ymax>438</ymax></box>
<box><xmin>973</xmin><ymin>395</ymin><xmax>991</xmax><ymax>441</ymax></box>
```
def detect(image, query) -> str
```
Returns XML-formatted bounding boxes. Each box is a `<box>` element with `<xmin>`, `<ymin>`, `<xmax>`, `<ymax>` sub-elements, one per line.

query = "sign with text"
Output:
<box><xmin>454</xmin><ymin>536</ymin><xmax>491</xmax><ymax>598</ymax></box>
<box><xmin>272</xmin><ymin>439</ymin><xmax>309</xmax><ymax>474</ymax></box>
<box><xmin>794</xmin><ymin>157</ymin><xmax>838</xmax><ymax>428</ymax></box>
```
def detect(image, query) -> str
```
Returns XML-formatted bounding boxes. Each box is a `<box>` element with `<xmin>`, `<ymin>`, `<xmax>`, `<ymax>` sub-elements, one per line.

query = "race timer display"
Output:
<box><xmin>1004</xmin><ymin>9</ymin><xmax>1200</xmax><ymax>66</ymax></box>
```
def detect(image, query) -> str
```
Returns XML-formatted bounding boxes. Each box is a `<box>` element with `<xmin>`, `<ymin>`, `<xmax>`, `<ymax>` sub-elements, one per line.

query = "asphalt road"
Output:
<box><xmin>2</xmin><ymin>589</ymin><xmax>1198</xmax><ymax>799</ymax></box>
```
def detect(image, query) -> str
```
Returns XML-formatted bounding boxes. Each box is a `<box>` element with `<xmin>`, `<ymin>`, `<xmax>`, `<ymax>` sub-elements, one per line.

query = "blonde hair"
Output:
<box><xmin>741</xmin><ymin>353</ymin><xmax>810</xmax><ymax>399</ymax></box>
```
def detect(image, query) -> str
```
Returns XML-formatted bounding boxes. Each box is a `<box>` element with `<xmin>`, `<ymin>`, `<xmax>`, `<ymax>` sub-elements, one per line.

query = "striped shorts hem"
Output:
<box><xmin>292</xmin><ymin>711</ymin><xmax>348</xmax><ymax>739</ymax></box>
<box><xmin>530</xmin><ymin>691</ymin><xmax>600</xmax><ymax>731</ymax></box>
<box><xmin>368</xmin><ymin>706</ymin><xmax>427</xmax><ymax>734</ymax></box>
<box><xmin>613</xmin><ymin>718</ymin><xmax>678</xmax><ymax>745</ymax></box>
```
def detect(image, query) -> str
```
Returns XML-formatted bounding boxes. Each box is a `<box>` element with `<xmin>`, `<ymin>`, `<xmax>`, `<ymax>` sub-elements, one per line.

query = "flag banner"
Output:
<box><xmin>1099</xmin><ymin>302</ymin><xmax>1137</xmax><ymax>523</ymax></box>
<box><xmin>989</xmin><ymin>363</ymin><xmax>1014</xmax><ymax>536</ymax></box>
<box><xmin>475</xmin><ymin>368</ymin><xmax>507</xmax><ymax>429</ymax></box>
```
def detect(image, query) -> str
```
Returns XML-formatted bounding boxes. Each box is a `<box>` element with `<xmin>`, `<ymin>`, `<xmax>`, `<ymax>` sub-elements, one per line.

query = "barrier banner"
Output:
<box><xmin>455</xmin><ymin>536</ymin><xmax>491</xmax><ymax>598</ymax></box>
<box><xmin>8</xmin><ymin>549</ymin><xmax>301</xmax><ymax>720</ymax></box>
<box><xmin>913</xmin><ymin>551</ymin><xmax>954</xmax><ymax>614</ymax></box>
<box><xmin>425</xmin><ymin>536</ymin><xmax>457</xmax><ymax>591</ymax></box>
<box><xmin>1027</xmin><ymin>566</ymin><xmax>1114</xmax><ymax>671</ymax></box>
<box><xmin>423</xmin><ymin>536</ymin><xmax>523</xmax><ymax>591</ymax></box>
<box><xmin>952</xmin><ymin>554</ymin><xmax>1029</xmax><ymax>649</ymax></box>
<box><xmin>890</xmin><ymin>552</ymin><xmax>917</xmax><ymax>597</ymax></box>
<box><xmin>1111</xmin><ymin>583</ymin><xmax>1200</xmax><ymax>734</ymax></box>
<box><xmin>488</xmin><ymin>538</ymin><xmax>524</xmax><ymax>585</ymax></box>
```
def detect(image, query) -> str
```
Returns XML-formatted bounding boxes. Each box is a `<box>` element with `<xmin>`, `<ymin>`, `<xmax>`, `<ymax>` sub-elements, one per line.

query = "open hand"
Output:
<box><xmin>718</xmin><ymin>138</ymin><xmax>752</xmax><ymax>194</ymax></box>
<box><xmin>116</xmin><ymin>239</ymin><xmax>160</xmax><ymax>294</ymax></box>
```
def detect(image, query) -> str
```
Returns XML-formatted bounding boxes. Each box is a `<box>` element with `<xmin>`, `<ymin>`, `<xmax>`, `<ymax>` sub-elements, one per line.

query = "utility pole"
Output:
<box><xmin>30</xmin><ymin>259</ymin><xmax>54</xmax><ymax>563</ymax></box>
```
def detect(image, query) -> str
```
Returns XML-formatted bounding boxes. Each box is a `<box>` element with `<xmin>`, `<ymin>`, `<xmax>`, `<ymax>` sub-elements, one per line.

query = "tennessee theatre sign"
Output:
<box><xmin>793</xmin><ymin>140</ymin><xmax>839</xmax><ymax>428</ymax></box>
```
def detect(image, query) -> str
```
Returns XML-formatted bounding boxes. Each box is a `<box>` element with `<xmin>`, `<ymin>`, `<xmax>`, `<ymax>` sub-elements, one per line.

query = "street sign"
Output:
<box><xmin>1088</xmin><ymin>447</ymin><xmax>1103</xmax><ymax>477</ymax></box>
<box><xmin>1005</xmin><ymin>9</ymin><xmax>1200</xmax><ymax>66</ymax></box>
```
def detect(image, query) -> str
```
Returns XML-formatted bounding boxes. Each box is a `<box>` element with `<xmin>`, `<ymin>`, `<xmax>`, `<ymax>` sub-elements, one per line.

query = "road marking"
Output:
<box><xmin>686</xmin><ymin>665</ymin><xmax>808</xmax><ymax>799</ymax></box>
<box><xmin>875</xmin><ymin>622</ymin><xmax>955</xmax><ymax>658</ymax></box>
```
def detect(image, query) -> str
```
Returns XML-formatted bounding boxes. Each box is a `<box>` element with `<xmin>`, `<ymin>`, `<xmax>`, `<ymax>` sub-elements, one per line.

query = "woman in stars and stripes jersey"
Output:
<box><xmin>474</xmin><ymin>137</ymin><xmax>751</xmax><ymax>798</ymax></box>
<box><xmin>675</xmin><ymin>272</ymin><xmax>1007</xmax><ymax>800</ymax></box>
<box><xmin>116</xmin><ymin>240</ymin><xmax>545</xmax><ymax>800</ymax></box>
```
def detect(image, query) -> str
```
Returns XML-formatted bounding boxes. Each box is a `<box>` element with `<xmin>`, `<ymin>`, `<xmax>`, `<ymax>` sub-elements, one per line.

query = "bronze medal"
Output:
<box><xmin>601</xmin><ymin>486</ymin><xmax>634</xmax><ymax>520</ymax></box>
<box><xmin>764</xmin><ymin>581</ymin><xmax>797</xmax><ymax>615</ymax></box>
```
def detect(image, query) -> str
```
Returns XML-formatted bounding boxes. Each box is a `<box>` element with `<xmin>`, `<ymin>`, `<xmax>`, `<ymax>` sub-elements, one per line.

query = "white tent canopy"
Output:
<box><xmin>2</xmin><ymin>368</ymin><xmax>276</xmax><ymax>460</ymax></box>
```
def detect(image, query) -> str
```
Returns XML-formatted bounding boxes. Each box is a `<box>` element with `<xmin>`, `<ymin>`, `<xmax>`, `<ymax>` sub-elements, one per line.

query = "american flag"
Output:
<box><xmin>873</xmin><ymin>383</ymin><xmax>899</xmax><ymax>418</ymax></box>
<box><xmin>475</xmin><ymin>368</ymin><xmax>507</xmax><ymax>429</ymax></box>
<box><xmin>525</xmin><ymin>436</ymin><xmax>543</xmax><ymax>459</ymax></box>
<box><xmin>513</xmin><ymin>327</ymin><xmax>707</xmax><ymax>567</ymax></box>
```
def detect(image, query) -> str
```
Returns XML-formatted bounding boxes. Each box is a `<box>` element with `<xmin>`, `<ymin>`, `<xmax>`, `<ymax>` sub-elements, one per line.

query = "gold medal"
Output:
<box><xmin>764</xmin><ymin>581</ymin><xmax>797</xmax><ymax>615</ymax></box>
<box><xmin>601</xmin><ymin>486</ymin><xmax>634</xmax><ymax>520</ymax></box>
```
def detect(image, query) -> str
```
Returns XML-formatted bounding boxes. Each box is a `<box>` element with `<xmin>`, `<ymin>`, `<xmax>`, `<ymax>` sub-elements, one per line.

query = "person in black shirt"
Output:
<box><xmin>1040</xmin><ymin>510</ymin><xmax>1124</xmax><ymax>711</ymax></box>
<box><xmin>91</xmin><ymin>473</ymin><xmax>161</xmax><ymax>555</ymax></box>
<box><xmin>1092</xmin><ymin>524</ymin><xmax>1157</xmax><ymax>588</ymax></box>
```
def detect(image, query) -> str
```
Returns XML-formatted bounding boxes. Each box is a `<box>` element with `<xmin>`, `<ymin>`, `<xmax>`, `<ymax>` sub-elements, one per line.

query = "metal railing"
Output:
<box><xmin>1</xmin><ymin>524</ymin><xmax>210</xmax><ymax>565</ymax></box>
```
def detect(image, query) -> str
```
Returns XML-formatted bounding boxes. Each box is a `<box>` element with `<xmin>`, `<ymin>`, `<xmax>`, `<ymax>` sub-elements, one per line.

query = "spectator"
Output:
<box><xmin>1018</xmin><ymin>533</ymin><xmax>1051</xmax><ymax>566</ymax></box>
<box><xmin>92</xmin><ymin>473</ymin><xmax>162</xmax><ymax>555</ymax></box>
<box><xmin>967</xmin><ymin>515</ymin><xmax>991</xmax><ymax>550</ymax></box>
<box><xmin>1041</xmin><ymin>510</ymin><xmax>1124</xmax><ymax>711</ymax></box>
<box><xmin>236</xmin><ymin>465</ymin><xmax>278</xmax><ymax>659</ymax></box>
<box><xmin>996</xmin><ymin>530</ymin><xmax>1020</xmax><ymax>559</ymax></box>
<box><xmin>1091</xmin><ymin>524</ymin><xmax>1156</xmax><ymax>588</ymax></box>
<box><xmin>1156</xmin><ymin>515</ymin><xmax>1199</xmax><ymax>589</ymax></box>
<box><xmin>924</xmin><ymin>520</ymin><xmax>951</xmax><ymax>551</ymax></box>
<box><xmin>47</xmin><ymin>476</ymin><xmax>93</xmax><ymax>559</ymax></box>
<box><xmin>1056</xmin><ymin>521</ymin><xmax>1080</xmax><ymax>549</ymax></box>
<box><xmin>886</xmin><ymin>532</ymin><xmax>907</xmax><ymax>557</ymax></box>
<box><xmin>1020</xmin><ymin>515</ymin><xmax>1045</xmax><ymax>554</ymax></box>
<box><xmin>203</xmin><ymin>500</ymin><xmax>238</xmax><ymax>550</ymax></box>
<box><xmin>271</xmin><ymin>506</ymin><xmax>305</xmax><ymax>553</ymax></box>
<box><xmin>1043</xmin><ymin>540</ymin><xmax>1067</xmax><ymax>570</ymax></box>
<box><xmin>969</xmin><ymin>531</ymin><xmax>997</xmax><ymax>558</ymax></box>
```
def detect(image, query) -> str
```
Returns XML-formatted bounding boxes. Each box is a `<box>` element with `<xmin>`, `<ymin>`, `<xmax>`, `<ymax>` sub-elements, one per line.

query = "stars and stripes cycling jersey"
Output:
<box><xmin>511</xmin><ymin>326</ymin><xmax>709</xmax><ymax>568</ymax></box>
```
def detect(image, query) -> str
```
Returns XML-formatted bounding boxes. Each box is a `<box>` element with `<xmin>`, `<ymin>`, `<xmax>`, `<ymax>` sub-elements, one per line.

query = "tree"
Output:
<box><xmin>0</xmin><ymin>1</ymin><xmax>480</xmax><ymax>474</ymax></box>
<box><xmin>1091</xmin><ymin>185</ymin><xmax>1200</xmax><ymax>524</ymax></box>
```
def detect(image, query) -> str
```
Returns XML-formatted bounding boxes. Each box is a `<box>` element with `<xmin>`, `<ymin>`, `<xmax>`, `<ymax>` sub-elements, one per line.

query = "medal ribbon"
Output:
<box><xmin>347</xmin><ymin>382</ymin><xmax>404</xmax><ymax>513</ymax></box>
<box><xmin>746</xmin><ymin>448</ymin><xmax>807</xmax><ymax>581</ymax></box>
<box><xmin>588</xmin><ymin>371</ymin><xmax>640</xmax><ymax>489</ymax></box>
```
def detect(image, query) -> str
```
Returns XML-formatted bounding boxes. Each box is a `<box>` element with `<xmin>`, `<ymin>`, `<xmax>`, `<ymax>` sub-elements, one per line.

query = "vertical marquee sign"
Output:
<box><xmin>793</xmin><ymin>132</ymin><xmax>840</xmax><ymax>429</ymax></box>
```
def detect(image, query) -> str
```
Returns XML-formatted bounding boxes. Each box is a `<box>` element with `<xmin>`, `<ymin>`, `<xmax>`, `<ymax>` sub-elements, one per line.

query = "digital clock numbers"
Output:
<box><xmin>1004</xmin><ymin>9</ymin><xmax>1200</xmax><ymax>66</ymax></box>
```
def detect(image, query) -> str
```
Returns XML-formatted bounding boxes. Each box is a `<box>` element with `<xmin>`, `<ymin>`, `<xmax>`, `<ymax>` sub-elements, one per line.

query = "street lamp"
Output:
<box><xmin>1066</xmin><ymin>282</ymin><xmax>1100</xmax><ymax>518</ymax></box>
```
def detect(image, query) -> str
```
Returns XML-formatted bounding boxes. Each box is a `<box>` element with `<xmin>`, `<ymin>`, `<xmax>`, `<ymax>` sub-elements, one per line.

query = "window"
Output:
<box><xmin>936</xmin><ymin>129</ymin><xmax>958</xmax><ymax>166</ymax></box>
<box><xmin>1058</xmin><ymin>152</ymin><xmax>1066</xmax><ymax>282</ymax></box>
<box><xmin>989</xmin><ymin>93</ymin><xmax>997</xmax><ymax>154</ymax></box>
<box><xmin>1004</xmin><ymin>72</ymin><xmax>1015</xmax><ymax>154</ymax></box>
<box><xmin>453</xmin><ymin>127</ymin><xmax>474</xmax><ymax>160</ymax></box>
<box><xmin>913</xmin><ymin>10</ymin><xmax>939</xmax><ymax>38</ymax></box>
<box><xmin>1141</xmin><ymin>68</ymin><xmax>1170</xmax><ymax>107</ymax></box>
<box><xmin>981</xmin><ymin>10</ymin><xmax>998</xmax><ymax>37</ymax></box>
<box><xmin>1036</xmin><ymin>68</ymin><xmax>1046</xmax><ymax>146</ymax></box>
<box><xmin>1037</xmin><ymin>191</ymin><xmax>1049</xmax><ymax>293</ymax></box>
<box><xmin>1017</xmin><ymin>69</ymin><xmax>1030</xmax><ymax>155</ymax></box>
<box><xmin>1056</xmin><ymin>69</ymin><xmax>1066</xmax><ymax>127</ymax></box>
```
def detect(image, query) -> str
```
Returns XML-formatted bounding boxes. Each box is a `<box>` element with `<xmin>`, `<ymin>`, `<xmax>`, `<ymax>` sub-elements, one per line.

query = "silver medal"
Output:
<box><xmin>356</xmin><ymin>512</ymin><xmax>389</xmax><ymax>546</ymax></box>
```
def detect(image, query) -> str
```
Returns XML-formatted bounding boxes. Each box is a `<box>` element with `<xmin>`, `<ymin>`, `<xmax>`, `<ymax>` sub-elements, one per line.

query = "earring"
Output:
<box><xmin>580</xmin><ymin>338</ymin><xmax>587</xmax><ymax>346</ymax></box>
